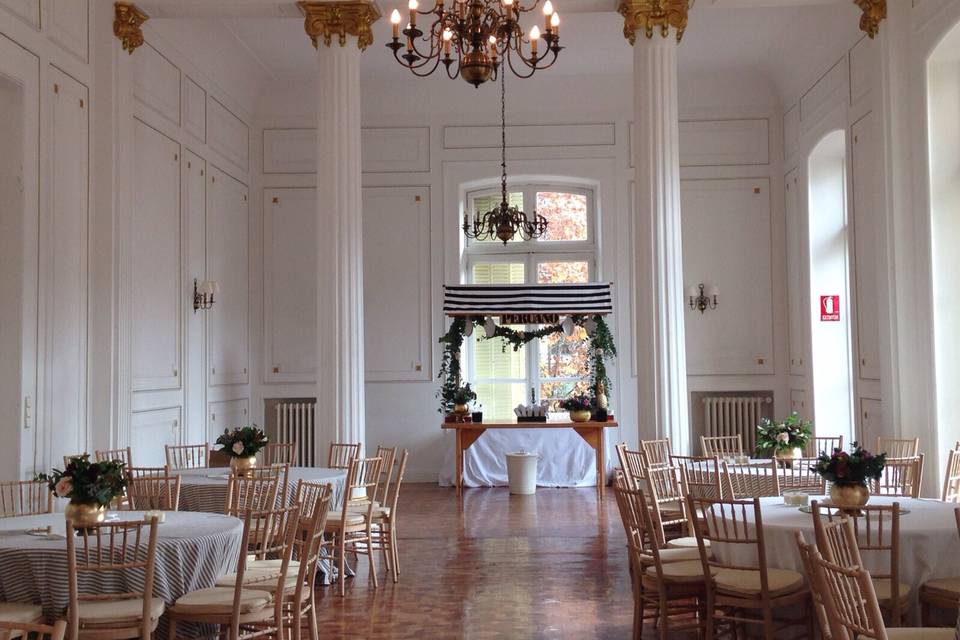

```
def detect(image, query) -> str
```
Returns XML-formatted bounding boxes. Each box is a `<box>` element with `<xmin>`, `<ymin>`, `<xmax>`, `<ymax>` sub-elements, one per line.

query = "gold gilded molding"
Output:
<box><xmin>297</xmin><ymin>1</ymin><xmax>381</xmax><ymax>51</ymax></box>
<box><xmin>617</xmin><ymin>0</ymin><xmax>690</xmax><ymax>45</ymax></box>
<box><xmin>113</xmin><ymin>2</ymin><xmax>149</xmax><ymax>54</ymax></box>
<box><xmin>854</xmin><ymin>0</ymin><xmax>886</xmax><ymax>39</ymax></box>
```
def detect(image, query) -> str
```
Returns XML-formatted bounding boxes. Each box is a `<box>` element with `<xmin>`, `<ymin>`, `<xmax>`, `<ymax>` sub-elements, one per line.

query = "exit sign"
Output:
<box><xmin>820</xmin><ymin>295</ymin><xmax>840</xmax><ymax>322</ymax></box>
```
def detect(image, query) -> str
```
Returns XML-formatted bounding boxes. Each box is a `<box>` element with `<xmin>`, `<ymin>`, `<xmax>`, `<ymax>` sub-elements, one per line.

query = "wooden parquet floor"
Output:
<box><xmin>312</xmin><ymin>483</ymin><xmax>642</xmax><ymax>639</ymax></box>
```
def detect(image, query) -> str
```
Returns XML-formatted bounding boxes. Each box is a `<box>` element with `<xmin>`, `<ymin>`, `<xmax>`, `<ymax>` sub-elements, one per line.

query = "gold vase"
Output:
<box><xmin>65</xmin><ymin>502</ymin><xmax>106</xmax><ymax>529</ymax></box>
<box><xmin>775</xmin><ymin>447</ymin><xmax>803</xmax><ymax>468</ymax></box>
<box><xmin>453</xmin><ymin>404</ymin><xmax>470</xmax><ymax>416</ymax></box>
<box><xmin>569</xmin><ymin>410</ymin><xmax>592</xmax><ymax>423</ymax></box>
<box><xmin>830</xmin><ymin>482</ymin><xmax>870</xmax><ymax>514</ymax></box>
<box><xmin>230</xmin><ymin>456</ymin><xmax>257</xmax><ymax>476</ymax></box>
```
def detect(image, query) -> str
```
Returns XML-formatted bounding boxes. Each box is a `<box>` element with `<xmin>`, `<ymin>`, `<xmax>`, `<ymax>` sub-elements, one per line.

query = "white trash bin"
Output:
<box><xmin>505</xmin><ymin>451</ymin><xmax>538</xmax><ymax>495</ymax></box>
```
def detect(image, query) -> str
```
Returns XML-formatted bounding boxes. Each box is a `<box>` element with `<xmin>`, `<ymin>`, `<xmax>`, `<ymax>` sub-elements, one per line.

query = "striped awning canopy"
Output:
<box><xmin>443</xmin><ymin>283</ymin><xmax>613</xmax><ymax>319</ymax></box>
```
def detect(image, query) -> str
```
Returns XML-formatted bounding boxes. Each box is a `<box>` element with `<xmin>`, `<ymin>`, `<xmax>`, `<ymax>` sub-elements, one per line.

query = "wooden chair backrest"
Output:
<box><xmin>248</xmin><ymin>463</ymin><xmax>290</xmax><ymax>507</ymax></box>
<box><xmin>165</xmin><ymin>443</ymin><xmax>209</xmax><ymax>470</ymax></box>
<box><xmin>615</xmin><ymin>442</ymin><xmax>646</xmax><ymax>490</ymax></box>
<box><xmin>794</xmin><ymin>532</ymin><xmax>833</xmax><ymax>640</ymax></box>
<box><xmin>721</xmin><ymin>459</ymin><xmax>780</xmax><ymax>498</ymax></box>
<box><xmin>806</xmin><ymin>435</ymin><xmax>844</xmax><ymax>458</ymax></box>
<box><xmin>289</xmin><ymin>482</ymin><xmax>333</xmax><ymax>604</ymax></box>
<box><xmin>225</xmin><ymin>474</ymin><xmax>280</xmax><ymax>516</ymax></box>
<box><xmin>340</xmin><ymin>456</ymin><xmax>383</xmax><ymax>524</ymax></box>
<box><xmin>776</xmin><ymin>457</ymin><xmax>825</xmax><ymax>495</ymax></box>
<box><xmin>0</xmin><ymin>480</ymin><xmax>53</xmax><ymax>517</ymax></box>
<box><xmin>66</xmin><ymin>518</ymin><xmax>159</xmax><ymax>640</ymax></box>
<box><xmin>687</xmin><ymin>496</ymin><xmax>771</xmax><ymax>582</ymax></box>
<box><xmin>327</xmin><ymin>442</ymin><xmax>361</xmax><ymax>470</ymax></box>
<box><xmin>126</xmin><ymin>474</ymin><xmax>181</xmax><ymax>511</ymax></box>
<box><xmin>94</xmin><ymin>447</ymin><xmax>132</xmax><ymax>466</ymax></box>
<box><xmin>62</xmin><ymin>454</ymin><xmax>86</xmax><ymax>468</ymax></box>
<box><xmin>127</xmin><ymin>466</ymin><xmax>169</xmax><ymax>479</ymax></box>
<box><xmin>0</xmin><ymin>619</ymin><xmax>66</xmax><ymax>640</ymax></box>
<box><xmin>384</xmin><ymin>449</ymin><xmax>409</xmax><ymax>519</ymax></box>
<box><xmin>644</xmin><ymin>466</ymin><xmax>688</xmax><ymax>547</ymax></box>
<box><xmin>943</xmin><ymin>448</ymin><xmax>960</xmax><ymax>502</ymax></box>
<box><xmin>640</xmin><ymin>438</ymin><xmax>672</xmax><ymax>467</ymax></box>
<box><xmin>873</xmin><ymin>455</ymin><xmax>923</xmax><ymax>498</ymax></box>
<box><xmin>671</xmin><ymin>455</ymin><xmax>722</xmax><ymax>500</ymax></box>
<box><xmin>613</xmin><ymin>482</ymin><xmax>654</xmax><ymax>577</ymax></box>
<box><xmin>701</xmin><ymin>434</ymin><xmax>743</xmax><ymax>458</ymax></box>
<box><xmin>374</xmin><ymin>445</ymin><xmax>398</xmax><ymax>505</ymax></box>
<box><xmin>811</xmin><ymin>546</ymin><xmax>887</xmax><ymax>640</ymax></box>
<box><xmin>263</xmin><ymin>442</ymin><xmax>298</xmax><ymax>467</ymax></box>
<box><xmin>876</xmin><ymin>437</ymin><xmax>920</xmax><ymax>459</ymax></box>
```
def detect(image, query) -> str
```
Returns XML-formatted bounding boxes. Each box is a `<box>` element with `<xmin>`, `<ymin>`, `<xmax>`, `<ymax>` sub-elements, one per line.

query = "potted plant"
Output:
<box><xmin>216</xmin><ymin>425</ymin><xmax>269</xmax><ymax>475</ymax></box>
<box><xmin>560</xmin><ymin>395</ymin><xmax>593</xmax><ymax>423</ymax></box>
<box><xmin>450</xmin><ymin>384</ymin><xmax>477</xmax><ymax>416</ymax></box>
<box><xmin>755</xmin><ymin>412</ymin><xmax>813</xmax><ymax>465</ymax></box>
<box><xmin>38</xmin><ymin>455</ymin><xmax>126</xmax><ymax>528</ymax></box>
<box><xmin>811</xmin><ymin>443</ymin><xmax>886</xmax><ymax>513</ymax></box>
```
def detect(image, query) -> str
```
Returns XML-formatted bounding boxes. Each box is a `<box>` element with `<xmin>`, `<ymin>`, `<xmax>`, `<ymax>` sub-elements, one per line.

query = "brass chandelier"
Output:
<box><xmin>386</xmin><ymin>0</ymin><xmax>562</xmax><ymax>87</ymax></box>
<box><xmin>463</xmin><ymin>72</ymin><xmax>548</xmax><ymax>244</ymax></box>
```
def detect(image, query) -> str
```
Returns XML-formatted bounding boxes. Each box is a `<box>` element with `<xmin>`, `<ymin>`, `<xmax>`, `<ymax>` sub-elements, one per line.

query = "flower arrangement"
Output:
<box><xmin>450</xmin><ymin>383</ymin><xmax>478</xmax><ymax>407</ymax></box>
<box><xmin>215</xmin><ymin>425</ymin><xmax>269</xmax><ymax>458</ymax></box>
<box><xmin>811</xmin><ymin>443</ymin><xmax>886</xmax><ymax>485</ymax></box>
<box><xmin>37</xmin><ymin>455</ymin><xmax>126</xmax><ymax>506</ymax></box>
<box><xmin>559</xmin><ymin>395</ymin><xmax>593</xmax><ymax>412</ymax></box>
<box><xmin>755</xmin><ymin>412</ymin><xmax>813</xmax><ymax>457</ymax></box>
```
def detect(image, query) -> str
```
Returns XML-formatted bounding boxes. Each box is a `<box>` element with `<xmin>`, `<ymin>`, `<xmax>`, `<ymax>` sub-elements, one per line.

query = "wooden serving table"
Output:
<box><xmin>442</xmin><ymin>419</ymin><xmax>619</xmax><ymax>498</ymax></box>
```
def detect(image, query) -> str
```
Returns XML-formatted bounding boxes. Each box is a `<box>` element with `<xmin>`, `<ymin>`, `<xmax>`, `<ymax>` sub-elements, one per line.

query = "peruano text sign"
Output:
<box><xmin>820</xmin><ymin>295</ymin><xmax>840</xmax><ymax>322</ymax></box>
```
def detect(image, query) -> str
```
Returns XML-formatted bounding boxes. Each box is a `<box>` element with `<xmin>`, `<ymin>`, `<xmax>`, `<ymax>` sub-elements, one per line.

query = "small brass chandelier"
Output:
<box><xmin>386</xmin><ymin>0</ymin><xmax>562</xmax><ymax>87</ymax></box>
<box><xmin>463</xmin><ymin>73</ymin><xmax>548</xmax><ymax>244</ymax></box>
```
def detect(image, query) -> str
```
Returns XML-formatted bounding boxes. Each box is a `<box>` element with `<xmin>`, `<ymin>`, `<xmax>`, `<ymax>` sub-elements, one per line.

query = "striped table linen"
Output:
<box><xmin>0</xmin><ymin>511</ymin><xmax>242</xmax><ymax>636</ymax></box>
<box><xmin>174</xmin><ymin>466</ymin><xmax>347</xmax><ymax>513</ymax></box>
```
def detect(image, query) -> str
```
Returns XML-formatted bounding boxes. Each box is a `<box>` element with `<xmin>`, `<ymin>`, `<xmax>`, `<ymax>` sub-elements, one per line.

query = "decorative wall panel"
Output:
<box><xmin>208</xmin><ymin>398</ymin><xmax>248</xmax><ymax>440</ymax></box>
<box><xmin>790</xmin><ymin>389</ymin><xmax>808</xmax><ymax>415</ymax></box>
<box><xmin>130</xmin><ymin>407</ymin><xmax>180</xmax><ymax>467</ymax></box>
<box><xmin>46</xmin><ymin>0</ymin><xmax>88</xmax><ymax>62</ymax></box>
<box><xmin>183</xmin><ymin>151</ymin><xmax>206</xmax><ymax>443</ymax></box>
<box><xmin>677</xmin><ymin>119</ymin><xmax>769</xmax><ymax>166</ymax></box>
<box><xmin>800</xmin><ymin>59</ymin><xmax>848</xmax><ymax>135</ymax></box>
<box><xmin>785</xmin><ymin>168</ymin><xmax>806</xmax><ymax>376</ymax></box>
<box><xmin>783</xmin><ymin>104</ymin><xmax>800</xmax><ymax>160</ymax></box>
<box><xmin>207</xmin><ymin>97</ymin><xmax>248</xmax><ymax>172</ymax></box>
<box><xmin>851</xmin><ymin>113</ymin><xmax>881</xmax><ymax>381</ymax></box>
<box><xmin>860</xmin><ymin>397</ymin><xmax>882</xmax><ymax>447</ymax></box>
<box><xmin>849</xmin><ymin>36</ymin><xmax>877</xmax><ymax>108</ymax></box>
<box><xmin>444</xmin><ymin>123</ymin><xmax>615</xmax><ymax>149</ymax></box>
<box><xmin>262</xmin><ymin>127</ymin><xmax>431</xmax><ymax>174</ymax></box>
<box><xmin>182</xmin><ymin>75</ymin><xmax>205</xmax><ymax>143</ymax></box>
<box><xmin>133</xmin><ymin>43</ymin><xmax>180</xmax><ymax>128</ymax></box>
<box><xmin>0</xmin><ymin>0</ymin><xmax>39</xmax><ymax>27</ymax></box>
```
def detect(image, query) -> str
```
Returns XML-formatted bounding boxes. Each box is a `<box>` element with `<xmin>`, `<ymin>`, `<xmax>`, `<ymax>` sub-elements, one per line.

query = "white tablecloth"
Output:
<box><xmin>438</xmin><ymin>427</ymin><xmax>619</xmax><ymax>488</ymax></box>
<box><xmin>174</xmin><ymin>466</ymin><xmax>347</xmax><ymax>513</ymax></box>
<box><xmin>0</xmin><ymin>511</ymin><xmax>242</xmax><ymax>633</ymax></box>
<box><xmin>712</xmin><ymin>496</ymin><xmax>960</xmax><ymax>622</ymax></box>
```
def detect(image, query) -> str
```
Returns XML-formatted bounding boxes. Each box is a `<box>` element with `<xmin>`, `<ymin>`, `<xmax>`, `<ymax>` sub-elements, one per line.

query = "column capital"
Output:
<box><xmin>297</xmin><ymin>1</ymin><xmax>381</xmax><ymax>51</ymax></box>
<box><xmin>854</xmin><ymin>0</ymin><xmax>886</xmax><ymax>39</ymax></box>
<box><xmin>617</xmin><ymin>0</ymin><xmax>689</xmax><ymax>46</ymax></box>
<box><xmin>113</xmin><ymin>2</ymin><xmax>149</xmax><ymax>54</ymax></box>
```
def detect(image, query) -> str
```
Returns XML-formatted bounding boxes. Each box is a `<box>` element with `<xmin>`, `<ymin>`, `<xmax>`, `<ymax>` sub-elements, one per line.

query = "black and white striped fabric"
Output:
<box><xmin>443</xmin><ymin>283</ymin><xmax>613</xmax><ymax>316</ymax></box>
<box><xmin>0</xmin><ymin>511</ymin><xmax>242</xmax><ymax>637</ymax></box>
<box><xmin>174</xmin><ymin>466</ymin><xmax>347</xmax><ymax>514</ymax></box>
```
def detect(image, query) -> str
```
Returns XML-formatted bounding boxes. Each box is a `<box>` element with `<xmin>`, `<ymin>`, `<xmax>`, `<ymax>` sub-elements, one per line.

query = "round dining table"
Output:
<box><xmin>712</xmin><ymin>496</ymin><xmax>960</xmax><ymax>623</ymax></box>
<box><xmin>173</xmin><ymin>466</ymin><xmax>348</xmax><ymax>513</ymax></box>
<box><xmin>0</xmin><ymin>510</ymin><xmax>243</xmax><ymax>633</ymax></box>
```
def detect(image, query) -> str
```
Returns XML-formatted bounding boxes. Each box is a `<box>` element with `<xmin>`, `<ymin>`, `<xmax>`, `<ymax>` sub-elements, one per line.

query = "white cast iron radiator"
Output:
<box><xmin>702</xmin><ymin>395</ymin><xmax>772</xmax><ymax>455</ymax></box>
<box><xmin>273</xmin><ymin>401</ymin><xmax>316</xmax><ymax>467</ymax></box>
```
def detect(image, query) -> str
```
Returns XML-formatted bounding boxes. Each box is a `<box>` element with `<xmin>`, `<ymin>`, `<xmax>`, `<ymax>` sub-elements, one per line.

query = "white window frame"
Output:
<box><xmin>462</xmin><ymin>183</ymin><xmax>598</xmax><ymax>411</ymax></box>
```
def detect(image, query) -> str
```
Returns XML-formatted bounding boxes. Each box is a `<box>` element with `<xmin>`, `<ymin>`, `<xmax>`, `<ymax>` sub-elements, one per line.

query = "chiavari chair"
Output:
<box><xmin>615</xmin><ymin>443</ymin><xmax>647</xmax><ymax>490</ymax></box>
<box><xmin>811</xmin><ymin>500</ymin><xmax>907</xmax><ymax>626</ymax></box>
<box><xmin>942</xmin><ymin>448</ymin><xmax>960</xmax><ymax>502</ymax></box>
<box><xmin>0</xmin><ymin>619</ymin><xmax>66</xmax><ymax>640</ymax></box>
<box><xmin>876</xmin><ymin>436</ymin><xmax>920</xmax><ymax>459</ymax></box>
<box><xmin>0</xmin><ymin>480</ymin><xmax>52</xmax><ymax>517</ymax></box>
<box><xmin>687</xmin><ymin>495</ymin><xmax>811</xmax><ymax>639</ymax></box>
<box><xmin>645</xmin><ymin>465</ymin><xmax>701</xmax><ymax>550</ymax></box>
<box><xmin>873</xmin><ymin>455</ymin><xmax>923</xmax><ymax>498</ymax></box>
<box><xmin>62</xmin><ymin>454</ymin><xmax>86</xmax><ymax>468</ymax></box>
<box><xmin>372</xmin><ymin>445</ymin><xmax>398</xmax><ymax>508</ymax></box>
<box><xmin>65</xmin><ymin>517</ymin><xmax>163</xmax><ymax>639</ymax></box>
<box><xmin>794</xmin><ymin>532</ymin><xmax>834</xmax><ymax>640</ymax></box>
<box><xmin>811</xmin><ymin>537</ymin><xmax>954</xmax><ymax>639</ymax></box>
<box><xmin>248</xmin><ymin>463</ymin><xmax>290</xmax><ymax>508</ymax></box>
<box><xmin>919</xmin><ymin>507</ymin><xmax>960</xmax><ymax>625</ymax></box>
<box><xmin>165</xmin><ymin>443</ymin><xmax>209</xmax><ymax>470</ymax></box>
<box><xmin>262</xmin><ymin>442</ymin><xmax>297</xmax><ymax>467</ymax></box>
<box><xmin>614</xmin><ymin>482</ymin><xmax>706</xmax><ymax>640</ymax></box>
<box><xmin>225</xmin><ymin>474</ymin><xmax>280</xmax><ymax>517</ymax></box>
<box><xmin>0</xmin><ymin>602</ymin><xmax>45</xmax><ymax>640</ymax></box>
<box><xmin>326</xmin><ymin>442</ymin><xmax>361</xmax><ymax>470</ymax></box>
<box><xmin>775</xmin><ymin>457</ymin><xmax>825</xmax><ymax>495</ymax></box>
<box><xmin>126</xmin><ymin>466</ymin><xmax>169</xmax><ymax>479</ymax></box>
<box><xmin>168</xmin><ymin>506</ymin><xmax>296</xmax><ymax>640</ymax></box>
<box><xmin>125</xmin><ymin>474</ymin><xmax>181</xmax><ymax>511</ymax></box>
<box><xmin>324</xmin><ymin>455</ymin><xmax>383</xmax><ymax>596</ymax></box>
<box><xmin>364</xmin><ymin>449</ymin><xmax>408</xmax><ymax>582</ymax></box>
<box><xmin>671</xmin><ymin>455</ymin><xmax>723</xmax><ymax>500</ymax></box>
<box><xmin>805</xmin><ymin>435</ymin><xmax>844</xmax><ymax>457</ymax></box>
<box><xmin>94</xmin><ymin>447</ymin><xmax>132</xmax><ymax>466</ymax></box>
<box><xmin>700</xmin><ymin>434</ymin><xmax>743</xmax><ymax>458</ymax></box>
<box><xmin>640</xmin><ymin>438</ymin><xmax>672</xmax><ymax>467</ymax></box>
<box><xmin>721</xmin><ymin>459</ymin><xmax>780</xmax><ymax>499</ymax></box>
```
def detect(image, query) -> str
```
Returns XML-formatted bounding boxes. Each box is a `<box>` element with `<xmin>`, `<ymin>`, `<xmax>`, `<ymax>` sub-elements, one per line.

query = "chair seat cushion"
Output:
<box><xmin>0</xmin><ymin>602</ymin><xmax>43</xmax><ymax>624</ymax></box>
<box><xmin>714</xmin><ymin>568</ymin><xmax>805</xmax><ymax>598</ymax></box>
<box><xmin>347</xmin><ymin>503</ymin><xmax>391</xmax><ymax>518</ymax></box>
<box><xmin>644</xmin><ymin>560</ymin><xmax>709</xmax><ymax>584</ymax></box>
<box><xmin>73</xmin><ymin>598</ymin><xmax>165</xmax><ymax>627</ymax></box>
<box><xmin>325</xmin><ymin>512</ymin><xmax>366</xmax><ymax>527</ymax></box>
<box><xmin>665</xmin><ymin>537</ymin><xmax>710</xmax><ymax>550</ymax></box>
<box><xmin>873</xmin><ymin>578</ymin><xmax>911</xmax><ymax>604</ymax></box>
<box><xmin>640</xmin><ymin>547</ymin><xmax>701</xmax><ymax>564</ymax></box>
<box><xmin>248</xmin><ymin>558</ymin><xmax>300</xmax><ymax>570</ymax></box>
<box><xmin>886</xmin><ymin>629</ymin><xmax>955</xmax><ymax>639</ymax></box>
<box><xmin>921</xmin><ymin>576</ymin><xmax>960</xmax><ymax>599</ymax></box>
<box><xmin>171</xmin><ymin>587</ymin><xmax>272</xmax><ymax>615</ymax></box>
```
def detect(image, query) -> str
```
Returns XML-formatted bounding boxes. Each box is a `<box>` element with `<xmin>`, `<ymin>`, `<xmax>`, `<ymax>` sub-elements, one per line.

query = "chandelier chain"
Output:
<box><xmin>500</xmin><ymin>69</ymin><xmax>507</xmax><ymax>204</ymax></box>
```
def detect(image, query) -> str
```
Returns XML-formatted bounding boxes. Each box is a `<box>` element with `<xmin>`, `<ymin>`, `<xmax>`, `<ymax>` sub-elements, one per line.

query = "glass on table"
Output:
<box><xmin>783</xmin><ymin>491</ymin><xmax>810</xmax><ymax>507</ymax></box>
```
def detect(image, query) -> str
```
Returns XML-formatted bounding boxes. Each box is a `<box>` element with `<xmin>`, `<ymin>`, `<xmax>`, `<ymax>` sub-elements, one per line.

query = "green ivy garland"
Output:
<box><xmin>437</xmin><ymin>315</ymin><xmax>617</xmax><ymax>414</ymax></box>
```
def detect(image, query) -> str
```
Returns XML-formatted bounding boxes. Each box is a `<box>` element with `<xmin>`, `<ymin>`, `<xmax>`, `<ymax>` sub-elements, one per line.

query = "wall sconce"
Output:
<box><xmin>193</xmin><ymin>279</ymin><xmax>219</xmax><ymax>312</ymax></box>
<box><xmin>687</xmin><ymin>283</ymin><xmax>719</xmax><ymax>314</ymax></box>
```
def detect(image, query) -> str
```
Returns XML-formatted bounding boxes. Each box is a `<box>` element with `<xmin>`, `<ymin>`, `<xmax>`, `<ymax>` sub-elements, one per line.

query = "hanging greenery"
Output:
<box><xmin>436</xmin><ymin>314</ymin><xmax>617</xmax><ymax>414</ymax></box>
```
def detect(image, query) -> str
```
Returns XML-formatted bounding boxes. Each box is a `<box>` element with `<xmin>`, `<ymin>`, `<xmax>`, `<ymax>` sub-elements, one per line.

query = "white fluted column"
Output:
<box><xmin>300</xmin><ymin>1</ymin><xmax>380</xmax><ymax>456</ymax></box>
<box><xmin>619</xmin><ymin>2</ymin><xmax>691</xmax><ymax>452</ymax></box>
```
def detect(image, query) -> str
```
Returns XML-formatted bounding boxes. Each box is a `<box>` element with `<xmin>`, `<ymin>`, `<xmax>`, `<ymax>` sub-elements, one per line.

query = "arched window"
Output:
<box><xmin>461</xmin><ymin>183</ymin><xmax>599</xmax><ymax>420</ymax></box>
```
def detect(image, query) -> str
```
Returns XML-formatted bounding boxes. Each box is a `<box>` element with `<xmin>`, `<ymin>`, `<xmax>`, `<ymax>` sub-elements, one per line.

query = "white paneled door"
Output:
<box><xmin>851</xmin><ymin>113</ymin><xmax>881</xmax><ymax>382</ymax></box>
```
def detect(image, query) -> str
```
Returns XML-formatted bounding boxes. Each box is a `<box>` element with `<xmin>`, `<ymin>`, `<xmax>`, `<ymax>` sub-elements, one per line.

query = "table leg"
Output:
<box><xmin>573</xmin><ymin>427</ymin><xmax>603</xmax><ymax>502</ymax></box>
<box><xmin>456</xmin><ymin>429</ymin><xmax>463</xmax><ymax>497</ymax></box>
<box><xmin>598</xmin><ymin>427</ymin><xmax>605</xmax><ymax>500</ymax></box>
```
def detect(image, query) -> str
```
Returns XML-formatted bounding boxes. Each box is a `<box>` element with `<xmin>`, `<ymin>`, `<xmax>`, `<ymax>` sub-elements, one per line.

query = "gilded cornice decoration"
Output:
<box><xmin>617</xmin><ymin>0</ymin><xmax>690</xmax><ymax>45</ymax></box>
<box><xmin>297</xmin><ymin>1</ymin><xmax>381</xmax><ymax>51</ymax></box>
<box><xmin>854</xmin><ymin>0</ymin><xmax>886</xmax><ymax>39</ymax></box>
<box><xmin>113</xmin><ymin>2</ymin><xmax>149</xmax><ymax>54</ymax></box>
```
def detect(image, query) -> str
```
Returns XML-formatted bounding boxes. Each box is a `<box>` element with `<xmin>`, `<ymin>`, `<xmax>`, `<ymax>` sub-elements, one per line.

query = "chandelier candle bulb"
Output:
<box><xmin>543</xmin><ymin>0</ymin><xmax>553</xmax><ymax>29</ymax></box>
<box><xmin>443</xmin><ymin>28</ymin><xmax>453</xmax><ymax>55</ymax></box>
<box><xmin>530</xmin><ymin>25</ymin><xmax>540</xmax><ymax>55</ymax></box>
<box><xmin>408</xmin><ymin>0</ymin><xmax>418</xmax><ymax>26</ymax></box>
<box><xmin>390</xmin><ymin>9</ymin><xmax>401</xmax><ymax>37</ymax></box>
<box><xmin>551</xmin><ymin>11</ymin><xmax>559</xmax><ymax>35</ymax></box>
